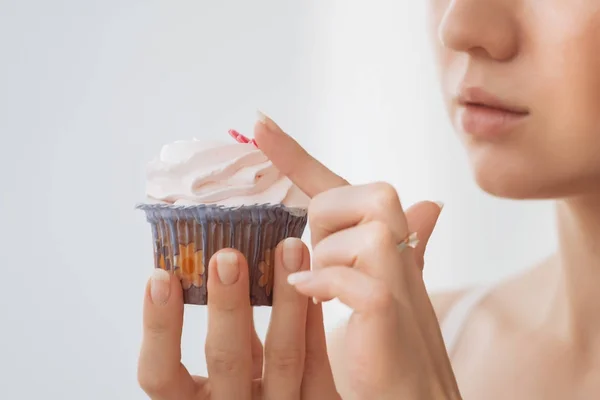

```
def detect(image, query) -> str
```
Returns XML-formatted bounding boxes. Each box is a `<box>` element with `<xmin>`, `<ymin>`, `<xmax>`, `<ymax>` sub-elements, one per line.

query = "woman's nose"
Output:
<box><xmin>437</xmin><ymin>0</ymin><xmax>520</xmax><ymax>61</ymax></box>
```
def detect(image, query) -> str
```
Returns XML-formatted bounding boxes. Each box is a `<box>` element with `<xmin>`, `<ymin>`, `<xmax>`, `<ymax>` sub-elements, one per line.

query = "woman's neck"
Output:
<box><xmin>552</xmin><ymin>195</ymin><xmax>600</xmax><ymax>344</ymax></box>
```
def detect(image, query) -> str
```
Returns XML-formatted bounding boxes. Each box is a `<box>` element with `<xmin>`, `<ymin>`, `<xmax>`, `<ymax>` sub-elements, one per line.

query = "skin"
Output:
<box><xmin>411</xmin><ymin>0</ymin><xmax>600</xmax><ymax>398</ymax></box>
<box><xmin>139</xmin><ymin>1</ymin><xmax>600</xmax><ymax>398</ymax></box>
<box><xmin>137</xmin><ymin>117</ymin><xmax>460</xmax><ymax>399</ymax></box>
<box><xmin>429</xmin><ymin>0</ymin><xmax>600</xmax><ymax>200</ymax></box>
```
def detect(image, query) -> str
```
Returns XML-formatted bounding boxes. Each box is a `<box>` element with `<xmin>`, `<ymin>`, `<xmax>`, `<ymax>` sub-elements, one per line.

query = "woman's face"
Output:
<box><xmin>429</xmin><ymin>0</ymin><xmax>600</xmax><ymax>199</ymax></box>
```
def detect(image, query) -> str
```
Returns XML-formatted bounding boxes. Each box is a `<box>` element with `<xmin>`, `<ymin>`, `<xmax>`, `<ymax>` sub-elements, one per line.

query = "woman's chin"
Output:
<box><xmin>472</xmin><ymin>162</ymin><xmax>600</xmax><ymax>200</ymax></box>
<box><xmin>473</xmin><ymin>170</ymin><xmax>547</xmax><ymax>199</ymax></box>
<box><xmin>466</xmin><ymin>145</ymin><xmax>568</xmax><ymax>199</ymax></box>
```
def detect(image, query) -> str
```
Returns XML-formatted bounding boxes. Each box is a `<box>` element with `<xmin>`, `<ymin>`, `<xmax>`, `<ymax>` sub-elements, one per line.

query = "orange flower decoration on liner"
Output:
<box><xmin>258</xmin><ymin>249</ymin><xmax>275</xmax><ymax>296</ymax></box>
<box><xmin>174</xmin><ymin>242</ymin><xmax>205</xmax><ymax>289</ymax></box>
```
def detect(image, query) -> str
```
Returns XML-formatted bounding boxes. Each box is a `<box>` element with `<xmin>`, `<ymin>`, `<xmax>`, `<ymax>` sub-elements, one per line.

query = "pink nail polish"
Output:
<box><xmin>228</xmin><ymin>129</ymin><xmax>250</xmax><ymax>143</ymax></box>
<box><xmin>228</xmin><ymin>129</ymin><xmax>258</xmax><ymax>148</ymax></box>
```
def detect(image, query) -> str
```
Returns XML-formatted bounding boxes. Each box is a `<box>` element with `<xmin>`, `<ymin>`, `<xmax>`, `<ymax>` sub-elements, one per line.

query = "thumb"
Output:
<box><xmin>405</xmin><ymin>201</ymin><xmax>444</xmax><ymax>269</ymax></box>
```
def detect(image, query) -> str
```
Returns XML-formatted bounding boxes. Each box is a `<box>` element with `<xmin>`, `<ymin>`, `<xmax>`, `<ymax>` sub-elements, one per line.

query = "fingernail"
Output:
<box><xmin>216</xmin><ymin>252</ymin><xmax>239</xmax><ymax>285</ymax></box>
<box><xmin>435</xmin><ymin>201</ymin><xmax>445</xmax><ymax>210</ymax></box>
<box><xmin>257</xmin><ymin>109</ymin><xmax>269</xmax><ymax>125</ymax></box>
<box><xmin>312</xmin><ymin>297</ymin><xmax>320</xmax><ymax>305</ymax></box>
<box><xmin>287</xmin><ymin>270</ymin><xmax>314</xmax><ymax>285</ymax></box>
<box><xmin>150</xmin><ymin>268</ymin><xmax>171</xmax><ymax>305</ymax></box>
<box><xmin>282</xmin><ymin>238</ymin><xmax>303</xmax><ymax>272</ymax></box>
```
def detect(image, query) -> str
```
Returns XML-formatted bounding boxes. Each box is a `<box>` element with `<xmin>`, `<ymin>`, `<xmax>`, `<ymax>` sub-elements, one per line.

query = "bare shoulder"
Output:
<box><xmin>429</xmin><ymin>289</ymin><xmax>470</xmax><ymax>322</ymax></box>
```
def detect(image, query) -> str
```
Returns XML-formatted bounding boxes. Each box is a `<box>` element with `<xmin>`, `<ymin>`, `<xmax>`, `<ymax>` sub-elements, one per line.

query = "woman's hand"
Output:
<box><xmin>136</xmin><ymin>112</ymin><xmax>461</xmax><ymax>400</ymax></box>
<box><xmin>254</xmin><ymin>114</ymin><xmax>462</xmax><ymax>399</ymax></box>
<box><xmin>138</xmin><ymin>239</ymin><xmax>340</xmax><ymax>400</ymax></box>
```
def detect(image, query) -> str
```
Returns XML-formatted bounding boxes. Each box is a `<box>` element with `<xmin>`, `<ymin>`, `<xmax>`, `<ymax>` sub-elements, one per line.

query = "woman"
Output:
<box><xmin>137</xmin><ymin>1</ymin><xmax>600</xmax><ymax>399</ymax></box>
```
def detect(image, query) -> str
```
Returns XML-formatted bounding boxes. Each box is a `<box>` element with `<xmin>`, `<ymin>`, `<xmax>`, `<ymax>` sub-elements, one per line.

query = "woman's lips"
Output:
<box><xmin>456</xmin><ymin>87</ymin><xmax>530</xmax><ymax>138</ymax></box>
<box><xmin>458</xmin><ymin>103</ymin><xmax>529</xmax><ymax>138</ymax></box>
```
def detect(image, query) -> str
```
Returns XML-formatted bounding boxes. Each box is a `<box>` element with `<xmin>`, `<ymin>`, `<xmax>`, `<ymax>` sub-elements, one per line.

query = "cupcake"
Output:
<box><xmin>137</xmin><ymin>131</ymin><xmax>309</xmax><ymax>306</ymax></box>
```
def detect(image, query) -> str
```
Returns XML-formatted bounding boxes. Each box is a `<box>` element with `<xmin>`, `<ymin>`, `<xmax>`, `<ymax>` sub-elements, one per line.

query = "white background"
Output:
<box><xmin>0</xmin><ymin>1</ymin><xmax>556</xmax><ymax>399</ymax></box>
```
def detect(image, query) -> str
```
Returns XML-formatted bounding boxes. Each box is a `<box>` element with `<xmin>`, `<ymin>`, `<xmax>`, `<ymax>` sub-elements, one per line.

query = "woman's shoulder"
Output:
<box><xmin>430</xmin><ymin>289</ymin><xmax>470</xmax><ymax>322</ymax></box>
<box><xmin>430</xmin><ymin>263</ymin><xmax>554</xmax><ymax>350</ymax></box>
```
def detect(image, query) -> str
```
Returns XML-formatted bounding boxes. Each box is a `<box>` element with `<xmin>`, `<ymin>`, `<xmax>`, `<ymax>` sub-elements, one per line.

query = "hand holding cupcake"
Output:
<box><xmin>137</xmin><ymin>113</ymin><xmax>461</xmax><ymax>400</ymax></box>
<box><xmin>138</xmin><ymin>134</ymin><xmax>309</xmax><ymax>305</ymax></box>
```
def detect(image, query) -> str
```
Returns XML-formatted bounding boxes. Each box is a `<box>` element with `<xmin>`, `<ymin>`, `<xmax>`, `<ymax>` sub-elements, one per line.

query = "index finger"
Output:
<box><xmin>253</xmin><ymin>112</ymin><xmax>349</xmax><ymax>197</ymax></box>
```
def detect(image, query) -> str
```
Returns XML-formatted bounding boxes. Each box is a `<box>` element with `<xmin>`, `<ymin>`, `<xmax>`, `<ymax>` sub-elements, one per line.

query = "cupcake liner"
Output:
<box><xmin>137</xmin><ymin>203</ymin><xmax>308</xmax><ymax>306</ymax></box>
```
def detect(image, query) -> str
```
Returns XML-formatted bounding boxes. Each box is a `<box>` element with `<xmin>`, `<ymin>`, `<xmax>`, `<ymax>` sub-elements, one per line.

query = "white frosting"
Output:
<box><xmin>146</xmin><ymin>139</ymin><xmax>309</xmax><ymax>208</ymax></box>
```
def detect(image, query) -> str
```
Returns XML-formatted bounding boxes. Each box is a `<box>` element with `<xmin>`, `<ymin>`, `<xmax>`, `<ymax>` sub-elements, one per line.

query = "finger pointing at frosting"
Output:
<box><xmin>253</xmin><ymin>111</ymin><xmax>349</xmax><ymax>198</ymax></box>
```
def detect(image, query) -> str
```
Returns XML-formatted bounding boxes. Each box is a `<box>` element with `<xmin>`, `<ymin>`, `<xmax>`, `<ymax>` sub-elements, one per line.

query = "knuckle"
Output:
<box><xmin>211</xmin><ymin>300</ymin><xmax>239</xmax><ymax>313</ymax></box>
<box><xmin>144</xmin><ymin>323</ymin><xmax>170</xmax><ymax>339</ymax></box>
<box><xmin>205</xmin><ymin>347</ymin><xmax>247</xmax><ymax>376</ymax></box>
<box><xmin>363</xmin><ymin>221</ymin><xmax>395</xmax><ymax>253</ymax></box>
<box><xmin>369</xmin><ymin>182</ymin><xmax>401</xmax><ymax>212</ymax></box>
<box><xmin>265</xmin><ymin>346</ymin><xmax>304</xmax><ymax>374</ymax></box>
<box><xmin>209</xmin><ymin>293</ymin><xmax>246</xmax><ymax>313</ymax></box>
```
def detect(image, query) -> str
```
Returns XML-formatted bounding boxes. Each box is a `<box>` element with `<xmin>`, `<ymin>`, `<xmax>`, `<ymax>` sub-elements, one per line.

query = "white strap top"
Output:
<box><xmin>440</xmin><ymin>286</ymin><xmax>493</xmax><ymax>357</ymax></box>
